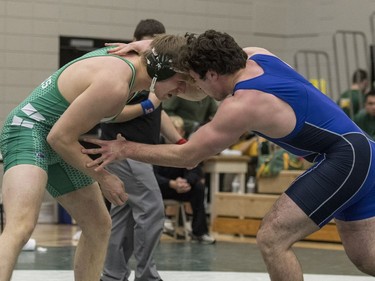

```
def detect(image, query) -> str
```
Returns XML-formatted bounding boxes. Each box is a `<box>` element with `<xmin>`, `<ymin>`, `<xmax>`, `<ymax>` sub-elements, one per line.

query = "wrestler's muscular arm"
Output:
<box><xmin>84</xmin><ymin>86</ymin><xmax>296</xmax><ymax>170</ymax></box>
<box><xmin>85</xmin><ymin>91</ymin><xmax>256</xmax><ymax>169</ymax></box>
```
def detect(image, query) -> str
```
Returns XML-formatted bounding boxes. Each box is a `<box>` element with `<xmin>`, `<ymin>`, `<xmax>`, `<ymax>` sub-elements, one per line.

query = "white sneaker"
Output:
<box><xmin>184</xmin><ymin>221</ymin><xmax>192</xmax><ymax>233</ymax></box>
<box><xmin>163</xmin><ymin>219</ymin><xmax>174</xmax><ymax>235</ymax></box>
<box><xmin>22</xmin><ymin>238</ymin><xmax>36</xmax><ymax>251</ymax></box>
<box><xmin>191</xmin><ymin>233</ymin><xmax>216</xmax><ymax>244</ymax></box>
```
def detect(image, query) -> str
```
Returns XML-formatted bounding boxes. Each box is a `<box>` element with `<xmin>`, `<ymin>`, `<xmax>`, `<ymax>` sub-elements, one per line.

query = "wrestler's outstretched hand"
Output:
<box><xmin>82</xmin><ymin>133</ymin><xmax>126</xmax><ymax>171</ymax></box>
<box><xmin>105</xmin><ymin>40</ymin><xmax>152</xmax><ymax>56</ymax></box>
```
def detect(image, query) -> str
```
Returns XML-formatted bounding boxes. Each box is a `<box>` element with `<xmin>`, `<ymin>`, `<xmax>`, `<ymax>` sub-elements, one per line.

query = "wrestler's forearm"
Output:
<box><xmin>122</xmin><ymin>141</ymin><xmax>201</xmax><ymax>168</ymax></box>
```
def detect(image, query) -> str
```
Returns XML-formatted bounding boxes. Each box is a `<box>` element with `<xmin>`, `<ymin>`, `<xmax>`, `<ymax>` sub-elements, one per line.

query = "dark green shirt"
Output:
<box><xmin>163</xmin><ymin>96</ymin><xmax>218</xmax><ymax>137</ymax></box>
<box><xmin>337</xmin><ymin>89</ymin><xmax>365</xmax><ymax>119</ymax></box>
<box><xmin>353</xmin><ymin>109</ymin><xmax>375</xmax><ymax>139</ymax></box>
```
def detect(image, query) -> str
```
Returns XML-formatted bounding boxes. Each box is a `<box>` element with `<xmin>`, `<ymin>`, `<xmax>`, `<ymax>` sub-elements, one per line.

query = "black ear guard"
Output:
<box><xmin>146</xmin><ymin>48</ymin><xmax>176</xmax><ymax>82</ymax></box>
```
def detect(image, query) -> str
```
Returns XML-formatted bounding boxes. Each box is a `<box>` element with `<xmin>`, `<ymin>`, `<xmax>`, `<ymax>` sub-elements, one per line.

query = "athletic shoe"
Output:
<box><xmin>191</xmin><ymin>233</ymin><xmax>216</xmax><ymax>244</ymax></box>
<box><xmin>163</xmin><ymin>219</ymin><xmax>175</xmax><ymax>236</ymax></box>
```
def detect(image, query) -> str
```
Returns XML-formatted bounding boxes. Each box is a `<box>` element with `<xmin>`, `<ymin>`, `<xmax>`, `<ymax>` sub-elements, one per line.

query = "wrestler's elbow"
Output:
<box><xmin>47</xmin><ymin>131</ymin><xmax>73</xmax><ymax>152</ymax></box>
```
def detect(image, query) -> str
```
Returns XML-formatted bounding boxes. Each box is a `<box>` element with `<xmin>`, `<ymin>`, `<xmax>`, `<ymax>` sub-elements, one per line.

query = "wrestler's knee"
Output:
<box><xmin>256</xmin><ymin>220</ymin><xmax>280</xmax><ymax>256</ymax></box>
<box><xmin>6</xmin><ymin>220</ymin><xmax>36</xmax><ymax>246</ymax></box>
<box><xmin>82</xmin><ymin>210</ymin><xmax>112</xmax><ymax>241</ymax></box>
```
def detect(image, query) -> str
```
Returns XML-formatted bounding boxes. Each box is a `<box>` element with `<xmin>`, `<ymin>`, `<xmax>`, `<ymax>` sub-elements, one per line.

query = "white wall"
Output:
<box><xmin>1</xmin><ymin>0</ymin><xmax>375</xmax><ymax>127</ymax></box>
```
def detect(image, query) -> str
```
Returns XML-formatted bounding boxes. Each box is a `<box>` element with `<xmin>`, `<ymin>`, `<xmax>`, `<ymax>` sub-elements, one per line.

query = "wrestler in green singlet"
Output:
<box><xmin>0</xmin><ymin>47</ymin><xmax>135</xmax><ymax>197</ymax></box>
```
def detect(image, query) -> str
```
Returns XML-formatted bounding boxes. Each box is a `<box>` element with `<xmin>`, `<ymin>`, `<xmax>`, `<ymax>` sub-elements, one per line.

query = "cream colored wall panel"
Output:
<box><xmin>285</xmin><ymin>1</ymin><xmax>318</xmax><ymax>35</ymax></box>
<box><xmin>159</xmin><ymin>0</ymin><xmax>187</xmax><ymax>13</ymax></box>
<box><xmin>0</xmin><ymin>1</ymin><xmax>5</xmax><ymax>16</ymax></box>
<box><xmin>227</xmin><ymin>17</ymin><xmax>252</xmax><ymax>34</ymax></box>
<box><xmin>58</xmin><ymin>0</ymin><xmax>88</xmax><ymax>4</ymax></box>
<box><xmin>59</xmin><ymin>22</ymin><xmax>87</xmax><ymax>37</ymax></box>
<box><xmin>31</xmin><ymin>54</ymin><xmax>57</xmax><ymax>70</ymax></box>
<box><xmin>184</xmin><ymin>0</ymin><xmax>208</xmax><ymax>15</ymax></box>
<box><xmin>5</xmin><ymin>52</ymin><xmax>32</xmax><ymax>69</ymax></box>
<box><xmin>0</xmin><ymin>68</ymin><xmax>4</xmax><ymax>85</ymax></box>
<box><xmin>5</xmin><ymin>1</ymin><xmax>33</xmax><ymax>18</ymax></box>
<box><xmin>0</xmin><ymin>37</ymin><xmax>4</xmax><ymax>56</ymax></box>
<box><xmin>0</xmin><ymin>85</ymin><xmax>4</xmax><ymax>104</ymax></box>
<box><xmin>32</xmin><ymin>37</ymin><xmax>58</xmax><ymax>53</ymax></box>
<box><xmin>3</xmin><ymin>86</ymin><xmax>32</xmax><ymax>104</ymax></box>
<box><xmin>33</xmin><ymin>19</ymin><xmax>59</xmax><ymax>36</ymax></box>
<box><xmin>251</xmin><ymin>34</ymin><xmax>286</xmax><ymax>53</ymax></box>
<box><xmin>207</xmin><ymin>1</ymin><xmax>241</xmax><ymax>17</ymax></box>
<box><xmin>5</xmin><ymin>35</ymin><xmax>32</xmax><ymax>52</ymax></box>
<box><xmin>5</xmin><ymin>18</ymin><xmax>33</xmax><ymax>35</ymax></box>
<box><xmin>59</xmin><ymin>5</ymin><xmax>87</xmax><ymax>22</ymax></box>
<box><xmin>109</xmin><ymin>9</ymin><xmax>137</xmax><ymax>26</ymax></box>
<box><xmin>86</xmin><ymin>6</ymin><xmax>113</xmax><ymax>24</ymax></box>
<box><xmin>5</xmin><ymin>69</ymin><xmax>34</xmax><ymax>87</ymax></box>
<box><xmin>33</xmin><ymin>3</ymin><xmax>59</xmax><ymax>20</ymax></box>
<box><xmin>253</xmin><ymin>2</ymin><xmax>287</xmax><ymax>35</ymax></box>
<box><xmin>105</xmin><ymin>25</ymin><xmax>136</xmax><ymax>41</ymax></box>
<box><xmin>88</xmin><ymin>0</ymin><xmax>116</xmax><ymax>8</ymax></box>
<box><xmin>134</xmin><ymin>0</ymin><xmax>162</xmax><ymax>11</ymax></box>
<box><xmin>112</xmin><ymin>0</ymin><xmax>137</xmax><ymax>9</ymax></box>
<box><xmin>159</xmin><ymin>14</ymin><xmax>203</xmax><ymax>32</ymax></box>
<box><xmin>71</xmin><ymin>22</ymin><xmax>133</xmax><ymax>40</ymax></box>
<box><xmin>206</xmin><ymin>17</ymin><xmax>232</xmax><ymax>32</ymax></box>
<box><xmin>0</xmin><ymin>18</ymin><xmax>4</xmax><ymax>33</ymax></box>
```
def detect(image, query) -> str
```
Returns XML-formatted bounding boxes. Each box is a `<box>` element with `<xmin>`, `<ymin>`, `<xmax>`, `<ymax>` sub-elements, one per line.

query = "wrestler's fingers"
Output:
<box><xmin>119</xmin><ymin>192</ymin><xmax>129</xmax><ymax>203</ymax></box>
<box><xmin>82</xmin><ymin>137</ymin><xmax>105</xmax><ymax>146</ymax></box>
<box><xmin>85</xmin><ymin>157</ymin><xmax>104</xmax><ymax>168</ymax></box>
<box><xmin>81</xmin><ymin>147</ymin><xmax>103</xmax><ymax>156</ymax></box>
<box><xmin>94</xmin><ymin>158</ymin><xmax>114</xmax><ymax>171</ymax></box>
<box><xmin>105</xmin><ymin>42</ymin><xmax>123</xmax><ymax>46</ymax></box>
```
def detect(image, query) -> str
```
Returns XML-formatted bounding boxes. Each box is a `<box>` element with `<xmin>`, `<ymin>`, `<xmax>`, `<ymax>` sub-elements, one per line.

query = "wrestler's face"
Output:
<box><xmin>189</xmin><ymin>70</ymin><xmax>226</xmax><ymax>101</ymax></box>
<box><xmin>153</xmin><ymin>73</ymin><xmax>187</xmax><ymax>101</ymax></box>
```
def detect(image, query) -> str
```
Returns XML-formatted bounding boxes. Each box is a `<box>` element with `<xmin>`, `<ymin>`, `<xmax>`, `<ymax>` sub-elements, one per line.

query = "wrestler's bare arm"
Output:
<box><xmin>83</xmin><ymin>92</ymin><xmax>254</xmax><ymax>170</ymax></box>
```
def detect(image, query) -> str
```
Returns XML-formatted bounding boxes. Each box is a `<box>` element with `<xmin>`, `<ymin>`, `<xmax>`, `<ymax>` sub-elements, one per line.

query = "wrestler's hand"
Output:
<box><xmin>82</xmin><ymin>134</ymin><xmax>126</xmax><ymax>171</ymax></box>
<box><xmin>105</xmin><ymin>40</ymin><xmax>152</xmax><ymax>55</ymax></box>
<box><xmin>99</xmin><ymin>173</ymin><xmax>128</xmax><ymax>206</ymax></box>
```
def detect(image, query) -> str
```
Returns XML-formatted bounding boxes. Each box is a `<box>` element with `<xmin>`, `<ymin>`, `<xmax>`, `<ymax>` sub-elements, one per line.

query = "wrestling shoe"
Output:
<box><xmin>191</xmin><ymin>233</ymin><xmax>216</xmax><ymax>244</ymax></box>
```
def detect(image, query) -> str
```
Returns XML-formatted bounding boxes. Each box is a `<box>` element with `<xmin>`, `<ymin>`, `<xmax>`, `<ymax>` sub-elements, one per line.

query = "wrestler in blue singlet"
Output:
<box><xmin>234</xmin><ymin>54</ymin><xmax>375</xmax><ymax>227</ymax></box>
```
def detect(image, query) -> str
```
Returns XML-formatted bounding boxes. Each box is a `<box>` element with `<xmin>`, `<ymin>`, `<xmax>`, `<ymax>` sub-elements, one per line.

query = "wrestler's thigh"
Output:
<box><xmin>56</xmin><ymin>182</ymin><xmax>110</xmax><ymax>231</ymax></box>
<box><xmin>2</xmin><ymin>165</ymin><xmax>47</xmax><ymax>227</ymax></box>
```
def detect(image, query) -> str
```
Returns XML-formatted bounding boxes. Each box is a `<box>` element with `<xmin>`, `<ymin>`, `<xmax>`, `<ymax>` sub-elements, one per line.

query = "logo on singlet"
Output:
<box><xmin>41</xmin><ymin>76</ymin><xmax>52</xmax><ymax>89</ymax></box>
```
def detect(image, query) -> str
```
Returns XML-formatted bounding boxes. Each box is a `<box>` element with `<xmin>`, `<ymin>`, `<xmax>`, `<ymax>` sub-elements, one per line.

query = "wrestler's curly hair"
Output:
<box><xmin>178</xmin><ymin>30</ymin><xmax>247</xmax><ymax>79</ymax></box>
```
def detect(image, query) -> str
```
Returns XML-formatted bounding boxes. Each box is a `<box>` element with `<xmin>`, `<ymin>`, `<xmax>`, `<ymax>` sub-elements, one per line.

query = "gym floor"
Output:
<box><xmin>12</xmin><ymin>224</ymin><xmax>373</xmax><ymax>281</ymax></box>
